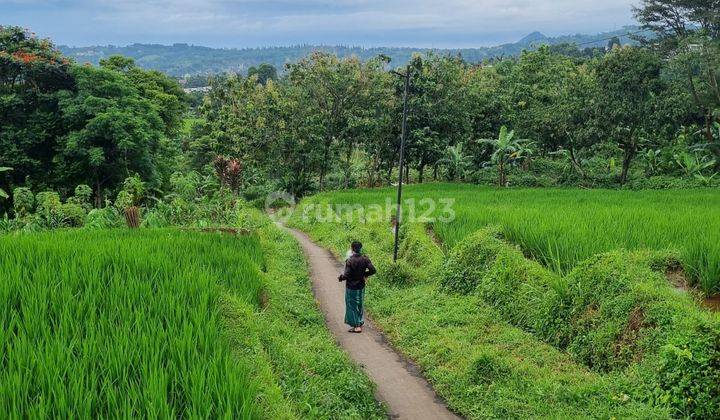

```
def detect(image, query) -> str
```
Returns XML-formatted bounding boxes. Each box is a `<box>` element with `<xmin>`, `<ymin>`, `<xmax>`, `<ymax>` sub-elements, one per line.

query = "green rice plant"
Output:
<box><xmin>0</xmin><ymin>220</ymin><xmax>385</xmax><ymax>419</ymax></box>
<box><xmin>297</xmin><ymin>183</ymin><xmax>720</xmax><ymax>294</ymax></box>
<box><xmin>0</xmin><ymin>229</ymin><xmax>265</xmax><ymax>418</ymax></box>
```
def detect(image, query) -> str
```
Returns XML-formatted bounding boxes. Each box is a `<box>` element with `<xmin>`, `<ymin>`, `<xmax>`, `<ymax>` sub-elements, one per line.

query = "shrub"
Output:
<box><xmin>237</xmin><ymin>207</ymin><xmax>270</xmax><ymax>231</ymax></box>
<box><xmin>169</xmin><ymin>171</ymin><xmax>201</xmax><ymax>200</ymax></box>
<box><xmin>654</xmin><ymin>323</ymin><xmax>720</xmax><ymax>418</ymax></box>
<box><xmin>440</xmin><ymin>227</ymin><xmax>504</xmax><ymax>294</ymax></box>
<box><xmin>141</xmin><ymin>209</ymin><xmax>169</xmax><ymax>228</ymax></box>
<box><xmin>70</xmin><ymin>184</ymin><xmax>94</xmax><ymax>211</ymax></box>
<box><xmin>553</xmin><ymin>251</ymin><xmax>714</xmax><ymax>371</ymax></box>
<box><xmin>398</xmin><ymin>223</ymin><xmax>444</xmax><ymax>283</ymax></box>
<box><xmin>242</xmin><ymin>184</ymin><xmax>273</xmax><ymax>202</ymax></box>
<box><xmin>441</xmin><ymin>226</ymin><xmax>566</xmax><ymax>335</ymax></box>
<box><xmin>442</xmin><ymin>228</ymin><xmax>720</xmax><ymax>417</ymax></box>
<box><xmin>478</xmin><ymin>244</ymin><xmax>563</xmax><ymax>334</ymax></box>
<box><xmin>114</xmin><ymin>190</ymin><xmax>134</xmax><ymax>211</ymax></box>
<box><xmin>378</xmin><ymin>260</ymin><xmax>415</xmax><ymax>287</ymax></box>
<box><xmin>12</xmin><ymin>187</ymin><xmax>34</xmax><ymax>217</ymax></box>
<box><xmin>60</xmin><ymin>203</ymin><xmax>87</xmax><ymax>227</ymax></box>
<box><xmin>122</xmin><ymin>175</ymin><xmax>145</xmax><ymax>205</ymax></box>
<box><xmin>623</xmin><ymin>175</ymin><xmax>716</xmax><ymax>190</ymax></box>
<box><xmin>35</xmin><ymin>191</ymin><xmax>63</xmax><ymax>227</ymax></box>
<box><xmin>85</xmin><ymin>207</ymin><xmax>123</xmax><ymax>229</ymax></box>
<box><xmin>508</xmin><ymin>171</ymin><xmax>555</xmax><ymax>188</ymax></box>
<box><xmin>558</xmin><ymin>250</ymin><xmax>720</xmax><ymax>419</ymax></box>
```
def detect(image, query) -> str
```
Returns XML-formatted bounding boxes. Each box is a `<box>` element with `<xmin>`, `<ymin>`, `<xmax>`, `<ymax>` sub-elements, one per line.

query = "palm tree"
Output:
<box><xmin>438</xmin><ymin>143</ymin><xmax>472</xmax><ymax>181</ymax></box>
<box><xmin>478</xmin><ymin>126</ymin><xmax>533</xmax><ymax>187</ymax></box>
<box><xmin>0</xmin><ymin>167</ymin><xmax>12</xmax><ymax>199</ymax></box>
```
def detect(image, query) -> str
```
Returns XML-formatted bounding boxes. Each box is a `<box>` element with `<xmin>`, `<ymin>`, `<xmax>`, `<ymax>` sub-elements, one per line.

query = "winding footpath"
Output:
<box><xmin>284</xmin><ymin>226</ymin><xmax>460</xmax><ymax>420</ymax></box>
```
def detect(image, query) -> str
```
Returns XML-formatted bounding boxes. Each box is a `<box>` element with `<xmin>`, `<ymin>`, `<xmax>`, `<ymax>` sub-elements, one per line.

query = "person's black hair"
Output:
<box><xmin>351</xmin><ymin>241</ymin><xmax>362</xmax><ymax>253</ymax></box>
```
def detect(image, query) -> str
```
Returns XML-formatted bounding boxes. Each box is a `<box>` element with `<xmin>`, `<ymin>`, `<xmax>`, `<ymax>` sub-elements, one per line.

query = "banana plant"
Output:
<box><xmin>478</xmin><ymin>126</ymin><xmax>533</xmax><ymax>186</ymax></box>
<box><xmin>0</xmin><ymin>167</ymin><xmax>12</xmax><ymax>199</ymax></box>
<box><xmin>644</xmin><ymin>149</ymin><xmax>662</xmax><ymax>176</ymax></box>
<box><xmin>694</xmin><ymin>172</ymin><xmax>718</xmax><ymax>186</ymax></box>
<box><xmin>674</xmin><ymin>152</ymin><xmax>716</xmax><ymax>177</ymax></box>
<box><xmin>437</xmin><ymin>143</ymin><xmax>472</xmax><ymax>181</ymax></box>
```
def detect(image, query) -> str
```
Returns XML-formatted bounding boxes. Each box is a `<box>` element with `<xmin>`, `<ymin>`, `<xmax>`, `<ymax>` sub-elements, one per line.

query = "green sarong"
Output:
<box><xmin>344</xmin><ymin>288</ymin><xmax>365</xmax><ymax>328</ymax></box>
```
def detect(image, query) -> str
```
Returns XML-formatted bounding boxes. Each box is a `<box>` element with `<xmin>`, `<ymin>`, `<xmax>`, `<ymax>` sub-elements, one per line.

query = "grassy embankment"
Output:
<box><xmin>0</xmin><ymin>211</ymin><xmax>384</xmax><ymax>419</ymax></box>
<box><xmin>289</xmin><ymin>184</ymin><xmax>720</xmax><ymax>418</ymax></box>
<box><xmin>306</xmin><ymin>183</ymin><xmax>720</xmax><ymax>294</ymax></box>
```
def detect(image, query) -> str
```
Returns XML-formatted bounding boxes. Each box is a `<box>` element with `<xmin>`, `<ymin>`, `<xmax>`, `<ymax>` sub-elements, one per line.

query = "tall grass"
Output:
<box><xmin>0</xmin><ymin>229</ymin><xmax>264</xmax><ymax>418</ymax></box>
<box><xmin>302</xmin><ymin>184</ymin><xmax>720</xmax><ymax>294</ymax></box>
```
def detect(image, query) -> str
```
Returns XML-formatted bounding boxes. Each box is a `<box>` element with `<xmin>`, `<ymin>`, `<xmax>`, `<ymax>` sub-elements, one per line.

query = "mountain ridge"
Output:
<box><xmin>59</xmin><ymin>26</ymin><xmax>642</xmax><ymax>77</ymax></box>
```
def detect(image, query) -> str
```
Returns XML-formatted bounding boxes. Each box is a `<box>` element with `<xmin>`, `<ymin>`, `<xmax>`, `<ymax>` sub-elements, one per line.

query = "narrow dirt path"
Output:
<box><xmin>284</xmin><ymin>227</ymin><xmax>460</xmax><ymax>420</ymax></box>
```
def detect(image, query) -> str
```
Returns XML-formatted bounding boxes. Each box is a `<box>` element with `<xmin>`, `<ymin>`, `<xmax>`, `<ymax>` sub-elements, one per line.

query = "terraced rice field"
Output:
<box><xmin>0</xmin><ymin>227</ymin><xmax>383</xmax><ymax>419</ymax></box>
<box><xmin>300</xmin><ymin>183</ymin><xmax>720</xmax><ymax>294</ymax></box>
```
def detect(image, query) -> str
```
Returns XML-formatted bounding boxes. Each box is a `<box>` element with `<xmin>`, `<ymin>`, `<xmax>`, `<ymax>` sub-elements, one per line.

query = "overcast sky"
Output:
<box><xmin>2</xmin><ymin>0</ymin><xmax>638</xmax><ymax>48</ymax></box>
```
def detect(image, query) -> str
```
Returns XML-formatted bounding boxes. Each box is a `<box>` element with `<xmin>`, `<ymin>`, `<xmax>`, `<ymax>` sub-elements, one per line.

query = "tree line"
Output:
<box><xmin>1</xmin><ymin>26</ymin><xmax>187</xmax><ymax>210</ymax></box>
<box><xmin>1</xmin><ymin>0</ymin><xmax>719</xmax><ymax>215</ymax></box>
<box><xmin>187</xmin><ymin>0</ymin><xmax>718</xmax><ymax>195</ymax></box>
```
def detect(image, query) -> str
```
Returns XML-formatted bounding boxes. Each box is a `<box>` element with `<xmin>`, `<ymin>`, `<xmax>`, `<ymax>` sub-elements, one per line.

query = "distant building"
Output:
<box><xmin>183</xmin><ymin>86</ymin><xmax>211</xmax><ymax>94</ymax></box>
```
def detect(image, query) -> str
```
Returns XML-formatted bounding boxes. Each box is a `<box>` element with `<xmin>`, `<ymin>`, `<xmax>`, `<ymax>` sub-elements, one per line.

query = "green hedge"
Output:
<box><xmin>441</xmin><ymin>227</ymin><xmax>720</xmax><ymax>417</ymax></box>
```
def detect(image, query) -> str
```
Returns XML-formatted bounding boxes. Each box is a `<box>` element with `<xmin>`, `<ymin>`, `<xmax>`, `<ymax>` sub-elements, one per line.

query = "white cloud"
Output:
<box><xmin>1</xmin><ymin>0</ymin><xmax>638</xmax><ymax>46</ymax></box>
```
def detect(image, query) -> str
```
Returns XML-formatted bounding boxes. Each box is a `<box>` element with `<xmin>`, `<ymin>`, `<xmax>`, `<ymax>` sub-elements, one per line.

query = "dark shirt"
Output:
<box><xmin>340</xmin><ymin>253</ymin><xmax>376</xmax><ymax>290</ymax></box>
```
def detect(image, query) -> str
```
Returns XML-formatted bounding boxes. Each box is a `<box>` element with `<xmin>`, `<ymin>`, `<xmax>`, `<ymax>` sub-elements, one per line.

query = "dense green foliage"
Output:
<box><xmin>187</xmin><ymin>33</ymin><xmax>717</xmax><ymax>195</ymax></box>
<box><xmin>0</xmin><ymin>26</ymin><xmax>187</xmax><ymax>210</ymax></box>
<box><xmin>4</xmin><ymin>6</ymin><xmax>719</xmax><ymax>213</ymax></box>
<box><xmin>443</xmin><ymin>229</ymin><xmax>720</xmax><ymax>418</ymax></box>
<box><xmin>0</xmin><ymin>216</ymin><xmax>384</xmax><ymax>418</ymax></box>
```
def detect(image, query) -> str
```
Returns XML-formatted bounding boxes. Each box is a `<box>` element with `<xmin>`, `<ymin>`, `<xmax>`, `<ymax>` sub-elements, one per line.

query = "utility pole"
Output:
<box><xmin>393</xmin><ymin>65</ymin><xmax>411</xmax><ymax>262</ymax></box>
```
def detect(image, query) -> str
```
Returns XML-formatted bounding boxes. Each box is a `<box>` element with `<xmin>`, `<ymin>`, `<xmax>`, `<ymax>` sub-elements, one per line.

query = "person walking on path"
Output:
<box><xmin>339</xmin><ymin>241</ymin><xmax>376</xmax><ymax>333</ymax></box>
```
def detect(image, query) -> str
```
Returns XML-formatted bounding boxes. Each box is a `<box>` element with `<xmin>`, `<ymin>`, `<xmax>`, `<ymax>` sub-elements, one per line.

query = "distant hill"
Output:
<box><xmin>59</xmin><ymin>27</ymin><xmax>643</xmax><ymax>77</ymax></box>
<box><xmin>518</xmin><ymin>31</ymin><xmax>549</xmax><ymax>45</ymax></box>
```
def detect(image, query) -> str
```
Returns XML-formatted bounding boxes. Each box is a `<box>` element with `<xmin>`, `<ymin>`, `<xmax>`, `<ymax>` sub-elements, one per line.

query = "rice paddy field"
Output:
<box><xmin>300</xmin><ymin>183</ymin><xmax>720</xmax><ymax>294</ymax></box>
<box><xmin>289</xmin><ymin>183</ymin><xmax>720</xmax><ymax>418</ymax></box>
<box><xmin>0</xmin><ymin>225</ymin><xmax>383</xmax><ymax>419</ymax></box>
<box><xmin>0</xmin><ymin>230</ymin><xmax>263</xmax><ymax>417</ymax></box>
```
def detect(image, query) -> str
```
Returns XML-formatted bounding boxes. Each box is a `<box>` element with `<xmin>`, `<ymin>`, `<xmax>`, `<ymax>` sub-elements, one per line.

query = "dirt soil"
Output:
<box><xmin>666</xmin><ymin>267</ymin><xmax>720</xmax><ymax>312</ymax></box>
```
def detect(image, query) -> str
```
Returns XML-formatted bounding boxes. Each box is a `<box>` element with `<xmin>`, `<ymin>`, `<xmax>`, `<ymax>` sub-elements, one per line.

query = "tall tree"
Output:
<box><xmin>55</xmin><ymin>65</ymin><xmax>170</xmax><ymax>206</ymax></box>
<box><xmin>502</xmin><ymin>46</ymin><xmax>579</xmax><ymax>153</ymax></box>
<box><xmin>404</xmin><ymin>54</ymin><xmax>470</xmax><ymax>183</ymax></box>
<box><xmin>286</xmin><ymin>52</ymin><xmax>374</xmax><ymax>190</ymax></box>
<box><xmin>247</xmin><ymin>64</ymin><xmax>278</xmax><ymax>85</ymax></box>
<box><xmin>634</xmin><ymin>0</ymin><xmax>720</xmax><ymax>142</ymax></box>
<box><xmin>0</xmin><ymin>26</ymin><xmax>74</xmax><ymax>192</ymax></box>
<box><xmin>594</xmin><ymin>47</ymin><xmax>666</xmax><ymax>183</ymax></box>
